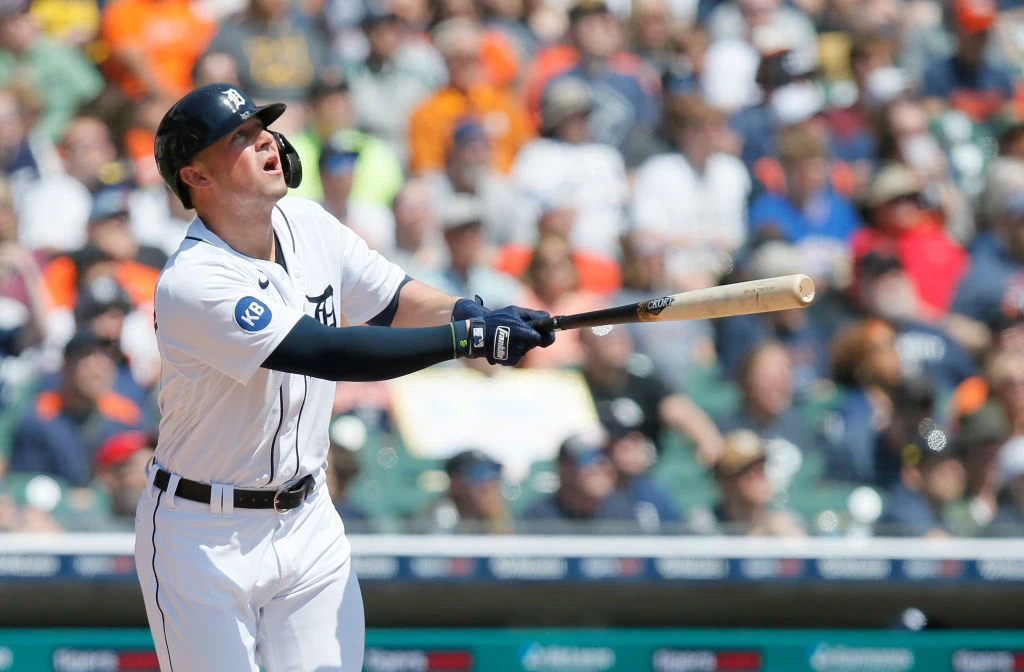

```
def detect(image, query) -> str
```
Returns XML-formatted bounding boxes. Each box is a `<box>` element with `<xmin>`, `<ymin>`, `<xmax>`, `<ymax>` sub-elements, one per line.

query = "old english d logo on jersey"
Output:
<box><xmin>306</xmin><ymin>285</ymin><xmax>337</xmax><ymax>327</ymax></box>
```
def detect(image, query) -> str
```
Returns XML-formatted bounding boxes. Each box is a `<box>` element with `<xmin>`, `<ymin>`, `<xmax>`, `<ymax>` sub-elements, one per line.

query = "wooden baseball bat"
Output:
<box><xmin>528</xmin><ymin>274</ymin><xmax>816</xmax><ymax>332</ymax></box>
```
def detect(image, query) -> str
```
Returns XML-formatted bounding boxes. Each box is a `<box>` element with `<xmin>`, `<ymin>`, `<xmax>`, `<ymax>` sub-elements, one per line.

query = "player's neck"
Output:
<box><xmin>199</xmin><ymin>202</ymin><xmax>277</xmax><ymax>261</ymax></box>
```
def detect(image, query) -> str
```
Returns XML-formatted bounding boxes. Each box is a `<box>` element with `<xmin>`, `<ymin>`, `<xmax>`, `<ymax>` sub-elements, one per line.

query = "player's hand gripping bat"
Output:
<box><xmin>528</xmin><ymin>274</ymin><xmax>816</xmax><ymax>333</ymax></box>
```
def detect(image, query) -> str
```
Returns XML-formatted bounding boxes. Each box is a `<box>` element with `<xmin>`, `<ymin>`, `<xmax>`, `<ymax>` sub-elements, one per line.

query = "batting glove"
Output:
<box><xmin>455</xmin><ymin>306</ymin><xmax>555</xmax><ymax>366</ymax></box>
<box><xmin>451</xmin><ymin>295</ymin><xmax>491</xmax><ymax>321</ymax></box>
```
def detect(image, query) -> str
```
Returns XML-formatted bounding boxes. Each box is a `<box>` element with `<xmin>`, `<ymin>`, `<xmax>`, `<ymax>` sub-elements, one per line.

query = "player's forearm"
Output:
<box><xmin>263</xmin><ymin>315</ymin><xmax>461</xmax><ymax>381</ymax></box>
<box><xmin>389</xmin><ymin>280</ymin><xmax>458</xmax><ymax>328</ymax></box>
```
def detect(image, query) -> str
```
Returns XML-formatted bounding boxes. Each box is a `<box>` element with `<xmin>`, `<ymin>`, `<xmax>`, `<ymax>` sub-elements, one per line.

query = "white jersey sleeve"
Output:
<box><xmin>334</xmin><ymin>215</ymin><xmax>406</xmax><ymax>326</ymax></box>
<box><xmin>155</xmin><ymin>262</ymin><xmax>305</xmax><ymax>385</ymax></box>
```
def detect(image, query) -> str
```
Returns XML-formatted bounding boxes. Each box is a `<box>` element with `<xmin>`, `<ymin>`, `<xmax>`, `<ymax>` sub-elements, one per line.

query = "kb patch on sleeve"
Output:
<box><xmin>235</xmin><ymin>297</ymin><xmax>272</xmax><ymax>332</ymax></box>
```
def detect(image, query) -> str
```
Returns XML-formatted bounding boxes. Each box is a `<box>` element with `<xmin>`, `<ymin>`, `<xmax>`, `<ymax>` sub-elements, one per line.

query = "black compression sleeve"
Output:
<box><xmin>367</xmin><ymin>275</ymin><xmax>414</xmax><ymax>327</ymax></box>
<box><xmin>262</xmin><ymin>315</ymin><xmax>459</xmax><ymax>381</ymax></box>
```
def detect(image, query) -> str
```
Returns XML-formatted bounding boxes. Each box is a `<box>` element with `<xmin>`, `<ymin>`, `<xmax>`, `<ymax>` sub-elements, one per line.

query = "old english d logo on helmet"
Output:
<box><xmin>154</xmin><ymin>83</ymin><xmax>302</xmax><ymax>209</ymax></box>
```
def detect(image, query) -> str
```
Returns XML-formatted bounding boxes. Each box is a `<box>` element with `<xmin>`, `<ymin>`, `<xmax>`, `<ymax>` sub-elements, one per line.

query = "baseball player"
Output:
<box><xmin>135</xmin><ymin>83</ymin><xmax>554</xmax><ymax>672</ymax></box>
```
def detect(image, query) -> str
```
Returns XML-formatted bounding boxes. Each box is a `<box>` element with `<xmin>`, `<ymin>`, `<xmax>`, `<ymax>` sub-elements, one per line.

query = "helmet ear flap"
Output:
<box><xmin>271</xmin><ymin>131</ymin><xmax>302</xmax><ymax>190</ymax></box>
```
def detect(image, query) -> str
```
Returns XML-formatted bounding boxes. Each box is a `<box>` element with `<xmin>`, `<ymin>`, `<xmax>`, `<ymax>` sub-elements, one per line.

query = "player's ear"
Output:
<box><xmin>179</xmin><ymin>164</ymin><xmax>212</xmax><ymax>191</ymax></box>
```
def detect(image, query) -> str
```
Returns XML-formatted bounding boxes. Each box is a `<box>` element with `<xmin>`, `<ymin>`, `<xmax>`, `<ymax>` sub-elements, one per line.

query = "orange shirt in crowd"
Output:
<box><xmin>101</xmin><ymin>0</ymin><xmax>215</xmax><ymax>100</ymax></box>
<box><xmin>851</xmin><ymin>212</ymin><xmax>968</xmax><ymax>319</ymax></box>
<box><xmin>43</xmin><ymin>256</ymin><xmax>160</xmax><ymax>311</ymax></box>
<box><xmin>493</xmin><ymin>245</ymin><xmax>622</xmax><ymax>295</ymax></box>
<box><xmin>480</xmin><ymin>30</ymin><xmax>520</xmax><ymax>90</ymax></box>
<box><xmin>407</xmin><ymin>85</ymin><xmax>534</xmax><ymax>175</ymax></box>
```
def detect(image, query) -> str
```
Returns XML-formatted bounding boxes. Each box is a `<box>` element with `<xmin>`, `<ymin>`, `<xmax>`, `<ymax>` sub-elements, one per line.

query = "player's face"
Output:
<box><xmin>195</xmin><ymin>118</ymin><xmax>287</xmax><ymax>204</ymax></box>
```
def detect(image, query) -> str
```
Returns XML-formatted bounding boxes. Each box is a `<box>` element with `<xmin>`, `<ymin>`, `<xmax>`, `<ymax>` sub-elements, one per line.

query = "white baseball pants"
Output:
<box><xmin>134</xmin><ymin>466</ymin><xmax>365</xmax><ymax>672</ymax></box>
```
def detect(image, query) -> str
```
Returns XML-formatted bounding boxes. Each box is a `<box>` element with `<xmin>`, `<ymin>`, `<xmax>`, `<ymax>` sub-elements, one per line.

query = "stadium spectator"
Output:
<box><xmin>956</xmin><ymin>400</ymin><xmax>1009</xmax><ymax>534</ymax></box>
<box><xmin>0</xmin><ymin>86</ymin><xmax>58</xmax><ymax>189</ymax></box>
<box><xmin>420</xmin><ymin>449</ymin><xmax>512</xmax><ymax>534</ymax></box>
<box><xmin>408</xmin><ymin>18</ymin><xmax>533</xmax><ymax>175</ymax></box>
<box><xmin>613</xmin><ymin>234</ymin><xmax>714</xmax><ymax>389</ymax></box>
<box><xmin>705</xmin><ymin>0</ymin><xmax>818</xmax><ymax>71</ymax></box>
<box><xmin>426</xmin><ymin>118</ymin><xmax>529</xmax><ymax>248</ymax></box>
<box><xmin>628</xmin><ymin>0</ymin><xmax>674</xmax><ymax>77</ymax></box>
<box><xmin>389</xmin><ymin>179</ymin><xmax>446</xmax><ymax>278</ymax></box>
<box><xmin>747</xmin><ymin>127</ymin><xmax>860</xmax><ymax>282</ymax></box>
<box><xmin>879</xmin><ymin>427</ymin><xmax>967</xmax><ymax>537</ymax></box>
<box><xmin>847</xmin><ymin>250</ymin><xmax>976</xmax><ymax>396</ymax></box>
<box><xmin>8</xmin><ymin>329</ymin><xmax>143</xmax><ymax>487</ymax></box>
<box><xmin>319</xmin><ymin>134</ymin><xmax>396</xmax><ymax>254</ymax></box>
<box><xmin>0</xmin><ymin>0</ymin><xmax>103</xmax><ymax>142</ymax></box>
<box><xmin>521</xmin><ymin>431</ymin><xmax>639</xmax><ymax>531</ymax></box>
<box><xmin>986</xmin><ymin>349</ymin><xmax>1024</xmax><ymax>440</ymax></box>
<box><xmin>691</xmin><ymin>429</ymin><xmax>805</xmax><ymax>536</ymax></box>
<box><xmin>824</xmin><ymin>319</ymin><xmax>903</xmax><ymax>484</ymax></box>
<box><xmin>986</xmin><ymin>436</ymin><xmax>1024</xmax><ymax>535</ymax></box>
<box><xmin>867</xmin><ymin>376</ymin><xmax>939</xmax><ymax>490</ymax></box>
<box><xmin>542</xmin><ymin>0</ymin><xmax>660</xmax><ymax>151</ymax></box>
<box><xmin>17</xmin><ymin>115</ymin><xmax>130</xmax><ymax>253</ymax></box>
<box><xmin>512</xmin><ymin>77</ymin><xmax>628</xmax><ymax>259</ymax></box>
<box><xmin>922</xmin><ymin>0</ymin><xmax>1013</xmax><ymax>126</ymax></box>
<box><xmin>599</xmin><ymin>404</ymin><xmax>681</xmax><ymax>531</ymax></box>
<box><xmin>579</xmin><ymin>324</ymin><xmax>723</xmax><ymax>466</ymax></box>
<box><xmin>290</xmin><ymin>75</ymin><xmax>404</xmax><ymax>207</ymax></box>
<box><xmin>632</xmin><ymin>94</ymin><xmax>750</xmax><ymax>285</ymax></box>
<box><xmin>346</xmin><ymin>9</ymin><xmax>442</xmax><ymax>164</ymax></box>
<box><xmin>204</xmin><ymin>0</ymin><xmax>326</xmax><ymax>103</ymax></box>
<box><xmin>101</xmin><ymin>0</ymin><xmax>215</xmax><ymax>102</ymax></box>
<box><xmin>852</xmin><ymin>163</ymin><xmax>968</xmax><ymax>320</ymax></box>
<box><xmin>42</xmin><ymin>183</ymin><xmax>166</xmax><ymax>313</ymax></box>
<box><xmin>952</xmin><ymin>190</ymin><xmax>1024</xmax><ymax>332</ymax></box>
<box><xmin>715</xmin><ymin>242</ymin><xmax>830</xmax><ymax>394</ymax></box>
<box><xmin>0</xmin><ymin>178</ymin><xmax>49</xmax><ymax>356</ymax></box>
<box><xmin>718</xmin><ymin>342</ymin><xmax>826</xmax><ymax>485</ymax></box>
<box><xmin>519</xmin><ymin>234</ymin><xmax>605</xmax><ymax>368</ymax></box>
<box><xmin>325</xmin><ymin>429</ymin><xmax>370</xmax><ymax>532</ymax></box>
<box><xmin>92</xmin><ymin>430</ymin><xmax>155</xmax><ymax>528</ymax></box>
<box><xmin>420</xmin><ymin>194</ymin><xmax>524</xmax><ymax>307</ymax></box>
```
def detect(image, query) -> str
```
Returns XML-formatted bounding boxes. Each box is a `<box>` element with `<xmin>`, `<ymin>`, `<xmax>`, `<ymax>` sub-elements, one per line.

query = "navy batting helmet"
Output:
<box><xmin>154</xmin><ymin>83</ymin><xmax>302</xmax><ymax>209</ymax></box>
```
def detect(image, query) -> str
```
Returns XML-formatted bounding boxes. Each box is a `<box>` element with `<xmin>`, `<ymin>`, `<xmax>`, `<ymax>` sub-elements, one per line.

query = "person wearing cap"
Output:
<box><xmin>922</xmin><ymin>0</ymin><xmax>1013</xmax><ymax>125</ymax></box>
<box><xmin>93</xmin><ymin>431</ymin><xmax>157</xmax><ymax>527</ymax></box>
<box><xmin>512</xmin><ymin>76</ymin><xmax>628</xmax><ymax>260</ymax></box>
<box><xmin>346</xmin><ymin>9</ymin><xmax>445</xmax><ymax>163</ymax></box>
<box><xmin>706</xmin><ymin>0</ymin><xmax>818</xmax><ymax>74</ymax></box>
<box><xmin>632</xmin><ymin>94</ymin><xmax>750</xmax><ymax>285</ymax></box>
<box><xmin>419</xmin><ymin>449</ymin><xmax>512</xmax><ymax>534</ymax></box>
<box><xmin>580</xmin><ymin>324</ymin><xmax>724</xmax><ymax>466</ymax></box>
<box><xmin>953</xmin><ymin>401</ymin><xmax>1010</xmax><ymax>534</ymax></box>
<box><xmin>600</xmin><ymin>406</ymin><xmax>680</xmax><ymax>529</ymax></box>
<box><xmin>521</xmin><ymin>431</ymin><xmax>639</xmax><ymax>530</ymax></box>
<box><xmin>879</xmin><ymin>426</ymin><xmax>968</xmax><ymax>537</ymax></box>
<box><xmin>202</xmin><ymin>0</ymin><xmax>326</xmax><ymax>103</ymax></box>
<box><xmin>691</xmin><ymin>429</ymin><xmax>804</xmax><ymax>536</ymax></box>
<box><xmin>420</xmin><ymin>193</ymin><xmax>526</xmax><ymax>308</ymax></box>
<box><xmin>540</xmin><ymin>0</ymin><xmax>660</xmax><ymax>151</ymax></box>
<box><xmin>408</xmin><ymin>18</ymin><xmax>533</xmax><ymax>175</ymax></box>
<box><xmin>289</xmin><ymin>74</ymin><xmax>404</xmax><ymax>206</ymax></box>
<box><xmin>424</xmin><ymin>117</ymin><xmax>531</xmax><ymax>248</ymax></box>
<box><xmin>852</xmin><ymin>163</ymin><xmax>967</xmax><ymax>320</ymax></box>
<box><xmin>0</xmin><ymin>0</ymin><xmax>103</xmax><ymax>142</ymax></box>
<box><xmin>319</xmin><ymin>134</ymin><xmax>397</xmax><ymax>255</ymax></box>
<box><xmin>520</xmin><ymin>0</ymin><xmax>659</xmax><ymax>147</ymax></box>
<box><xmin>8</xmin><ymin>328</ymin><xmax>144</xmax><ymax>487</ymax></box>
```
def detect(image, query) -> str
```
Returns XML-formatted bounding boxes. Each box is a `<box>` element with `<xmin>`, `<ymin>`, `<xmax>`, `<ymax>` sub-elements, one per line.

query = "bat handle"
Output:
<box><xmin>529</xmin><ymin>316</ymin><xmax>559</xmax><ymax>332</ymax></box>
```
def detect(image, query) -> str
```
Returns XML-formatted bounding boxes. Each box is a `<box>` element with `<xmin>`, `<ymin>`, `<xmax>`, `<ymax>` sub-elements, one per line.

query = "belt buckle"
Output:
<box><xmin>273</xmin><ymin>478</ymin><xmax>311</xmax><ymax>513</ymax></box>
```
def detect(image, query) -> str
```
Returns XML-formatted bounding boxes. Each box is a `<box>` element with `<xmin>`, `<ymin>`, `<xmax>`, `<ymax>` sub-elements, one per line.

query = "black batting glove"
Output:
<box><xmin>455</xmin><ymin>306</ymin><xmax>555</xmax><ymax>366</ymax></box>
<box><xmin>451</xmin><ymin>295</ymin><xmax>491</xmax><ymax>321</ymax></box>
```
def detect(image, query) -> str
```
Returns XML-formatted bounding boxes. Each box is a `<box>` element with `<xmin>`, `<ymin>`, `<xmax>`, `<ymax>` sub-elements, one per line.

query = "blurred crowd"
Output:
<box><xmin>2</xmin><ymin>0</ymin><xmax>1024</xmax><ymax>538</ymax></box>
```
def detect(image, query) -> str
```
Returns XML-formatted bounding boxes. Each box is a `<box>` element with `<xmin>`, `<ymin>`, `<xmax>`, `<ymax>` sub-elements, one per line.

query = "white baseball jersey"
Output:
<box><xmin>153</xmin><ymin>195</ymin><xmax>405</xmax><ymax>488</ymax></box>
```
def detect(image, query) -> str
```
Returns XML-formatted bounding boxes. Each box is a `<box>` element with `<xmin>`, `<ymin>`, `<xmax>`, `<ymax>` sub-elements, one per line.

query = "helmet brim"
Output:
<box><xmin>253</xmin><ymin>102</ymin><xmax>287</xmax><ymax>129</ymax></box>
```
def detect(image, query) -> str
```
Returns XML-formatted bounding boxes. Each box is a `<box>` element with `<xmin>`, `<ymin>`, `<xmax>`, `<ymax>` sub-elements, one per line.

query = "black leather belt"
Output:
<box><xmin>153</xmin><ymin>469</ymin><xmax>316</xmax><ymax>512</ymax></box>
